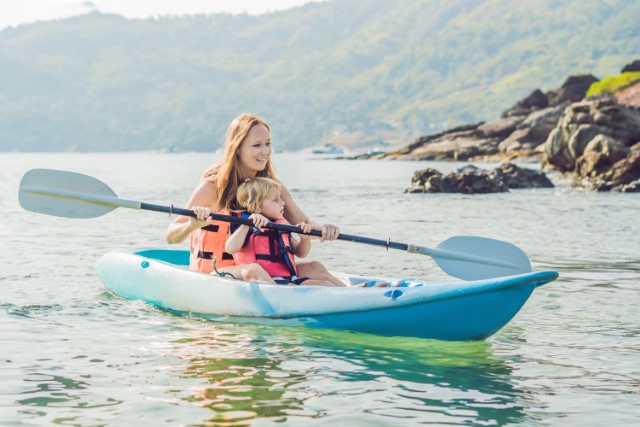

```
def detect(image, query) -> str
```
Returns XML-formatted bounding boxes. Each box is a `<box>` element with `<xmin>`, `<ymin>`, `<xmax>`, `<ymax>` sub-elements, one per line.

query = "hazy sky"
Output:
<box><xmin>0</xmin><ymin>0</ymin><xmax>321</xmax><ymax>30</ymax></box>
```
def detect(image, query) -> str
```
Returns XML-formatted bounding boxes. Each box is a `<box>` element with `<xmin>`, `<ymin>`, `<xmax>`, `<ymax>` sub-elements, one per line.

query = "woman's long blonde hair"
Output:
<box><xmin>202</xmin><ymin>113</ymin><xmax>278</xmax><ymax>210</ymax></box>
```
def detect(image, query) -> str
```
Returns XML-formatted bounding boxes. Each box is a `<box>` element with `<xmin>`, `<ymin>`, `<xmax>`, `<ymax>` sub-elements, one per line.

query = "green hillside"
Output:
<box><xmin>0</xmin><ymin>0</ymin><xmax>639</xmax><ymax>151</ymax></box>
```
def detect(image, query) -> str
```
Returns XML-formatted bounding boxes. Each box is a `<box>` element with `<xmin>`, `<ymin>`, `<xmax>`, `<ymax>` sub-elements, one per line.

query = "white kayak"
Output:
<box><xmin>97</xmin><ymin>249</ymin><xmax>558</xmax><ymax>341</ymax></box>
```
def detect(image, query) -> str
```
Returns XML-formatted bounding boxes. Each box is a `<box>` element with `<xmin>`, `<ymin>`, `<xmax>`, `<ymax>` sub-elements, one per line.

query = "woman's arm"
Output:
<box><xmin>293</xmin><ymin>221</ymin><xmax>315</xmax><ymax>258</ymax></box>
<box><xmin>280</xmin><ymin>185</ymin><xmax>309</xmax><ymax>224</ymax></box>
<box><xmin>165</xmin><ymin>180</ymin><xmax>217</xmax><ymax>244</ymax></box>
<box><xmin>281</xmin><ymin>185</ymin><xmax>340</xmax><ymax>241</ymax></box>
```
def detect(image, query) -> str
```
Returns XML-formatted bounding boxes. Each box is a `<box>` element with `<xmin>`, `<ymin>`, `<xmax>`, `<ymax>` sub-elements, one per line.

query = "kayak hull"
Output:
<box><xmin>97</xmin><ymin>249</ymin><xmax>558</xmax><ymax>341</ymax></box>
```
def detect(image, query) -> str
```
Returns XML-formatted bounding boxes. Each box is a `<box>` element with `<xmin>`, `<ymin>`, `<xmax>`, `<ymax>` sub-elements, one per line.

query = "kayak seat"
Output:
<box><xmin>135</xmin><ymin>249</ymin><xmax>190</xmax><ymax>266</ymax></box>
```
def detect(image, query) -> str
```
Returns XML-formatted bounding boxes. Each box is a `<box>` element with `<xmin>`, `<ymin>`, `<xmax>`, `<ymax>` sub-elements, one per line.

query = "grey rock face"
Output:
<box><xmin>543</xmin><ymin>98</ymin><xmax>640</xmax><ymax>190</ymax></box>
<box><xmin>406</xmin><ymin>163</ymin><xmax>553</xmax><ymax>194</ymax></box>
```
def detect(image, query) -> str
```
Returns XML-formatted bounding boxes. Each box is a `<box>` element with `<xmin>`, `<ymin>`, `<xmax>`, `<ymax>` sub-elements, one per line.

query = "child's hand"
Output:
<box><xmin>249</xmin><ymin>213</ymin><xmax>270</xmax><ymax>230</ymax></box>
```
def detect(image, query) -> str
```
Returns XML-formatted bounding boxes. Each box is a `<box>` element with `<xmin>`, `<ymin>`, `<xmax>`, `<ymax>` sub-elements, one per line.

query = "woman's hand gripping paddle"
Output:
<box><xmin>19</xmin><ymin>168</ymin><xmax>532</xmax><ymax>280</ymax></box>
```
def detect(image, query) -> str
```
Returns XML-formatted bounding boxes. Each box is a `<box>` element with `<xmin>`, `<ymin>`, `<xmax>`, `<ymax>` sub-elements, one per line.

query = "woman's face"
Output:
<box><xmin>237</xmin><ymin>124</ymin><xmax>271</xmax><ymax>177</ymax></box>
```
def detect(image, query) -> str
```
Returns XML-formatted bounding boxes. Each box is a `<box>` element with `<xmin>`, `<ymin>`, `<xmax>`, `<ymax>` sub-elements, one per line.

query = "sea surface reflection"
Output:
<box><xmin>170</xmin><ymin>326</ymin><xmax>531</xmax><ymax>426</ymax></box>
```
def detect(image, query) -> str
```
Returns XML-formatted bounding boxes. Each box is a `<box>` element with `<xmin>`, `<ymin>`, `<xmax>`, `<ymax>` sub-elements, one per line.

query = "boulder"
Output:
<box><xmin>573</xmin><ymin>147</ymin><xmax>640</xmax><ymax>191</ymax></box>
<box><xmin>599</xmin><ymin>146</ymin><xmax>640</xmax><ymax>190</ymax></box>
<box><xmin>499</xmin><ymin>105</ymin><xmax>566</xmax><ymax>153</ymax></box>
<box><xmin>501</xmin><ymin>75</ymin><xmax>598</xmax><ymax>118</ymax></box>
<box><xmin>491</xmin><ymin>163</ymin><xmax>555</xmax><ymax>189</ymax></box>
<box><xmin>478</xmin><ymin>116</ymin><xmax>524</xmax><ymax>139</ymax></box>
<box><xmin>502</xmin><ymin>89</ymin><xmax>549</xmax><ymax>117</ymax></box>
<box><xmin>546</xmin><ymin>75</ymin><xmax>599</xmax><ymax>106</ymax></box>
<box><xmin>618</xmin><ymin>179</ymin><xmax>640</xmax><ymax>192</ymax></box>
<box><xmin>380</xmin><ymin>124</ymin><xmax>501</xmax><ymax>161</ymax></box>
<box><xmin>616</xmin><ymin>81</ymin><xmax>640</xmax><ymax>106</ymax></box>
<box><xmin>406</xmin><ymin>166</ymin><xmax>506</xmax><ymax>194</ymax></box>
<box><xmin>621</xmin><ymin>59</ymin><xmax>640</xmax><ymax>73</ymax></box>
<box><xmin>574</xmin><ymin>135</ymin><xmax>630</xmax><ymax>179</ymax></box>
<box><xmin>392</xmin><ymin>123</ymin><xmax>482</xmax><ymax>155</ymax></box>
<box><xmin>543</xmin><ymin>98</ymin><xmax>640</xmax><ymax>172</ymax></box>
<box><xmin>408</xmin><ymin>168</ymin><xmax>444</xmax><ymax>189</ymax></box>
<box><xmin>406</xmin><ymin>163</ymin><xmax>553</xmax><ymax>194</ymax></box>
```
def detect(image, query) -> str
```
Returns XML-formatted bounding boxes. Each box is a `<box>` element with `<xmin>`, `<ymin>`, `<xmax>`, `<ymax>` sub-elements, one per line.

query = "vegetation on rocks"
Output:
<box><xmin>587</xmin><ymin>72</ymin><xmax>640</xmax><ymax>97</ymax></box>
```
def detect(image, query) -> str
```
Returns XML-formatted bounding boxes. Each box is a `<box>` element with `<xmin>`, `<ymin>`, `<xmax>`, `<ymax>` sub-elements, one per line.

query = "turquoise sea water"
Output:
<box><xmin>1</xmin><ymin>152</ymin><xmax>639</xmax><ymax>426</ymax></box>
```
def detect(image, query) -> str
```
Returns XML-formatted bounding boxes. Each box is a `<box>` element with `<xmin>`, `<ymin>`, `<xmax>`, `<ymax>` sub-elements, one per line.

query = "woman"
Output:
<box><xmin>165</xmin><ymin>113</ymin><xmax>341</xmax><ymax>284</ymax></box>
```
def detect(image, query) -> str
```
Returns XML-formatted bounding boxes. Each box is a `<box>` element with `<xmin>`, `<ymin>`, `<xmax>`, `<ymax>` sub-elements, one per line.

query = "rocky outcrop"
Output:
<box><xmin>372</xmin><ymin>75</ymin><xmax>598</xmax><ymax>162</ymax></box>
<box><xmin>616</xmin><ymin>81</ymin><xmax>640</xmax><ymax>106</ymax></box>
<box><xmin>621</xmin><ymin>60</ymin><xmax>640</xmax><ymax>73</ymax></box>
<box><xmin>406</xmin><ymin>163</ymin><xmax>554</xmax><ymax>194</ymax></box>
<box><xmin>359</xmin><ymin>59</ymin><xmax>640</xmax><ymax>193</ymax></box>
<box><xmin>543</xmin><ymin>98</ymin><xmax>640</xmax><ymax>171</ymax></box>
<box><xmin>406</xmin><ymin>166</ymin><xmax>508</xmax><ymax>194</ymax></box>
<box><xmin>493</xmin><ymin>162</ymin><xmax>555</xmax><ymax>189</ymax></box>
<box><xmin>543</xmin><ymin>98</ymin><xmax>640</xmax><ymax>191</ymax></box>
<box><xmin>497</xmin><ymin>104</ymin><xmax>567</xmax><ymax>153</ymax></box>
<box><xmin>374</xmin><ymin>123</ymin><xmax>499</xmax><ymax>161</ymax></box>
<box><xmin>502</xmin><ymin>75</ymin><xmax>598</xmax><ymax>118</ymax></box>
<box><xmin>573</xmin><ymin>143</ymin><xmax>640</xmax><ymax>191</ymax></box>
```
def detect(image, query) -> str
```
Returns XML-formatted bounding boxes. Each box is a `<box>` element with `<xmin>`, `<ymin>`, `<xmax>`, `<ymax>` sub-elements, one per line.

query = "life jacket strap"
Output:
<box><xmin>197</xmin><ymin>250</ymin><xmax>234</xmax><ymax>261</ymax></box>
<box><xmin>280</xmin><ymin>245</ymin><xmax>294</xmax><ymax>255</ymax></box>
<box><xmin>253</xmin><ymin>228</ymin><xmax>297</xmax><ymax>277</ymax></box>
<box><xmin>256</xmin><ymin>254</ymin><xmax>281</xmax><ymax>261</ymax></box>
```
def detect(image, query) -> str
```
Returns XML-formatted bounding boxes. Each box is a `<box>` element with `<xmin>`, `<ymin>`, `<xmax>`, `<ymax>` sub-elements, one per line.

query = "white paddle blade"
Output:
<box><xmin>434</xmin><ymin>236</ymin><xmax>532</xmax><ymax>280</ymax></box>
<box><xmin>19</xmin><ymin>169</ymin><xmax>121</xmax><ymax>218</ymax></box>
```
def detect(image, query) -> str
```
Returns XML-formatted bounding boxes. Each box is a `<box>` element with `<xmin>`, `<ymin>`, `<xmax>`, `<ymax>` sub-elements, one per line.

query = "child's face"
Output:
<box><xmin>258</xmin><ymin>189</ymin><xmax>285</xmax><ymax>220</ymax></box>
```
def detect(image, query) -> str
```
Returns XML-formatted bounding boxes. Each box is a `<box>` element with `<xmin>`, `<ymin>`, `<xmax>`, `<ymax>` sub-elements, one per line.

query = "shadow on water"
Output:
<box><xmin>171</xmin><ymin>324</ymin><xmax>533</xmax><ymax>426</ymax></box>
<box><xmin>2</xmin><ymin>303</ymin><xmax>65</xmax><ymax>318</ymax></box>
<box><xmin>16</xmin><ymin>373</ymin><xmax>122</xmax><ymax>416</ymax></box>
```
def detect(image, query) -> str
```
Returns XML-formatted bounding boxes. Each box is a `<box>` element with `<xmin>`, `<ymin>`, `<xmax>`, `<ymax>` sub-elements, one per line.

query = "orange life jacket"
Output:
<box><xmin>233</xmin><ymin>218</ymin><xmax>298</xmax><ymax>278</ymax></box>
<box><xmin>189</xmin><ymin>209</ymin><xmax>236</xmax><ymax>273</ymax></box>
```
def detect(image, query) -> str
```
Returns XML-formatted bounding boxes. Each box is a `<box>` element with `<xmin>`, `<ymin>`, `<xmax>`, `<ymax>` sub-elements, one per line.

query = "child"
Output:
<box><xmin>225</xmin><ymin>177</ymin><xmax>348</xmax><ymax>287</ymax></box>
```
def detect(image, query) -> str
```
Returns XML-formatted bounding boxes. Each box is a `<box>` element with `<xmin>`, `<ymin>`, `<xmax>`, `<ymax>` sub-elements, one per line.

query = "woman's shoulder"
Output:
<box><xmin>195</xmin><ymin>178</ymin><xmax>217</xmax><ymax>192</ymax></box>
<box><xmin>279</xmin><ymin>182</ymin><xmax>293</xmax><ymax>197</ymax></box>
<box><xmin>188</xmin><ymin>179</ymin><xmax>218</xmax><ymax>206</ymax></box>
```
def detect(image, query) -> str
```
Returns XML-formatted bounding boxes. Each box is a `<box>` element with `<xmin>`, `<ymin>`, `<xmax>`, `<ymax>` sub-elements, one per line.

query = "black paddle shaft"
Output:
<box><xmin>141</xmin><ymin>202</ymin><xmax>409</xmax><ymax>251</ymax></box>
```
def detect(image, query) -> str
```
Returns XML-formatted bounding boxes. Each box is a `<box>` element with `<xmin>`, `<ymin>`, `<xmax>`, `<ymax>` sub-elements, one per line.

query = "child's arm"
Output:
<box><xmin>225</xmin><ymin>225</ymin><xmax>251</xmax><ymax>254</ymax></box>
<box><xmin>225</xmin><ymin>213</ymin><xmax>270</xmax><ymax>254</ymax></box>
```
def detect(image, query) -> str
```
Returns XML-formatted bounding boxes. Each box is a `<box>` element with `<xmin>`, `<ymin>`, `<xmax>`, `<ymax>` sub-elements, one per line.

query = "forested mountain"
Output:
<box><xmin>1</xmin><ymin>0</ymin><xmax>639</xmax><ymax>152</ymax></box>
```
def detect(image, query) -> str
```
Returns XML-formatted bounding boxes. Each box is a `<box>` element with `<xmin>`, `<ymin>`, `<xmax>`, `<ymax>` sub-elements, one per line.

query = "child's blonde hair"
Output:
<box><xmin>236</xmin><ymin>177</ymin><xmax>282</xmax><ymax>213</ymax></box>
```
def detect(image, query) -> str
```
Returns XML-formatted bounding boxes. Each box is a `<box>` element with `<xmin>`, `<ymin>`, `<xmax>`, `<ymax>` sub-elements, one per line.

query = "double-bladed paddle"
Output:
<box><xmin>19</xmin><ymin>168</ymin><xmax>532</xmax><ymax>280</ymax></box>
